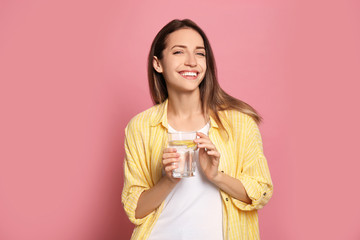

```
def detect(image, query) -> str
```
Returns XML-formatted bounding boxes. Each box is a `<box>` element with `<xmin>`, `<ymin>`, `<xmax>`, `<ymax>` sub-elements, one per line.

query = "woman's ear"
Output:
<box><xmin>153</xmin><ymin>56</ymin><xmax>163</xmax><ymax>73</ymax></box>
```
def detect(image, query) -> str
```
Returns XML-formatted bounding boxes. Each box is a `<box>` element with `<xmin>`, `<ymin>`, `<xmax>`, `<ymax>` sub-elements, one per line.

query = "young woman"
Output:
<box><xmin>121</xmin><ymin>19</ymin><xmax>273</xmax><ymax>240</ymax></box>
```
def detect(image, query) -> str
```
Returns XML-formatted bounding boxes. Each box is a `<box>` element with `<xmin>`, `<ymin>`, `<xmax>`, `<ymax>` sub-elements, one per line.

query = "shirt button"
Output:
<box><xmin>221</xmin><ymin>170</ymin><xmax>224</xmax><ymax>173</ymax></box>
<box><xmin>226</xmin><ymin>198</ymin><xmax>229</xmax><ymax>201</ymax></box>
<box><xmin>263</xmin><ymin>192</ymin><xmax>267</xmax><ymax>196</ymax></box>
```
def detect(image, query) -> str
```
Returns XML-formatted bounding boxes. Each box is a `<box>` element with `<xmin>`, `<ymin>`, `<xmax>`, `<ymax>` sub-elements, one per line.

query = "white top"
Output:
<box><xmin>148</xmin><ymin>123</ymin><xmax>223</xmax><ymax>240</ymax></box>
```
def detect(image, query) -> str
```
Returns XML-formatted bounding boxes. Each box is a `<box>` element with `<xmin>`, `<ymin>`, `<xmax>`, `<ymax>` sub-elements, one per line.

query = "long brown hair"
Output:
<box><xmin>147</xmin><ymin>19</ymin><xmax>262</xmax><ymax>133</ymax></box>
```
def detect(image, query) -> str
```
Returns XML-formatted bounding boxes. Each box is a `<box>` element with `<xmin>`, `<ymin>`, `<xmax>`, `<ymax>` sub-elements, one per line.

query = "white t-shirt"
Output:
<box><xmin>148</xmin><ymin>123</ymin><xmax>223</xmax><ymax>240</ymax></box>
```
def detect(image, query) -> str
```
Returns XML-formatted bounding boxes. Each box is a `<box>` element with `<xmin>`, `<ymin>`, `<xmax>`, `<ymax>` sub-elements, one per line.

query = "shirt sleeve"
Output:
<box><xmin>231</xmin><ymin>115</ymin><xmax>273</xmax><ymax>211</ymax></box>
<box><xmin>121</xmin><ymin>121</ymin><xmax>153</xmax><ymax>225</ymax></box>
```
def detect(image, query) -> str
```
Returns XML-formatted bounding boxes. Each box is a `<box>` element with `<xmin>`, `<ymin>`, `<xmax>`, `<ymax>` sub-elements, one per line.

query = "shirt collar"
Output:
<box><xmin>150</xmin><ymin>98</ymin><xmax>219</xmax><ymax>130</ymax></box>
<box><xmin>209</xmin><ymin>114</ymin><xmax>219</xmax><ymax>129</ymax></box>
<box><xmin>150</xmin><ymin>99</ymin><xmax>168</xmax><ymax>129</ymax></box>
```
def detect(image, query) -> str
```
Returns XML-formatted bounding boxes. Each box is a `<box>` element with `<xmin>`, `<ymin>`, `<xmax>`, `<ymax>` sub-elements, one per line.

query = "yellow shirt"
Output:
<box><xmin>121</xmin><ymin>99</ymin><xmax>273</xmax><ymax>240</ymax></box>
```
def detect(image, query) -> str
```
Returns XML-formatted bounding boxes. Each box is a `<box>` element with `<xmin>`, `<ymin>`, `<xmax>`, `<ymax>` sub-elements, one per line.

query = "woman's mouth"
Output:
<box><xmin>179</xmin><ymin>71</ymin><xmax>198</xmax><ymax>80</ymax></box>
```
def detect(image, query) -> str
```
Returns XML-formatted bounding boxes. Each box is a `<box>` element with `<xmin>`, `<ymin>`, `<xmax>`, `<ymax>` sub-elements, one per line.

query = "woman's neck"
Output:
<box><xmin>167</xmin><ymin>90</ymin><xmax>202</xmax><ymax>117</ymax></box>
<box><xmin>167</xmin><ymin>89</ymin><xmax>208</xmax><ymax>132</ymax></box>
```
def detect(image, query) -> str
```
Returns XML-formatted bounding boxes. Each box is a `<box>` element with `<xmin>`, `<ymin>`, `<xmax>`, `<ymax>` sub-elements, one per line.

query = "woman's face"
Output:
<box><xmin>153</xmin><ymin>28</ymin><xmax>207</xmax><ymax>93</ymax></box>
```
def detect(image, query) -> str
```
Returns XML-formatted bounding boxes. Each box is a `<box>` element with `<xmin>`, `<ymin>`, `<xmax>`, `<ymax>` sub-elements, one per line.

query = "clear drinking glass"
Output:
<box><xmin>167</xmin><ymin>131</ymin><xmax>197</xmax><ymax>178</ymax></box>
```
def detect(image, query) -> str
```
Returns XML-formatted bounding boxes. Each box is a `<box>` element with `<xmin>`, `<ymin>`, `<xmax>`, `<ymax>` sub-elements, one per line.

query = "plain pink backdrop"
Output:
<box><xmin>1</xmin><ymin>0</ymin><xmax>359</xmax><ymax>239</ymax></box>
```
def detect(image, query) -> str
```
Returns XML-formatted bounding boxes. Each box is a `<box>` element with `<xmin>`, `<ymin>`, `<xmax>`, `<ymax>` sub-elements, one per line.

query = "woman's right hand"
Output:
<box><xmin>135</xmin><ymin>148</ymin><xmax>181</xmax><ymax>219</ymax></box>
<box><xmin>162</xmin><ymin>148</ymin><xmax>181</xmax><ymax>183</ymax></box>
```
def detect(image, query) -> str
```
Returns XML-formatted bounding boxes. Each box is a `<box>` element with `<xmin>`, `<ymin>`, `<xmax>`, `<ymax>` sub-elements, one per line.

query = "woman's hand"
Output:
<box><xmin>194</xmin><ymin>132</ymin><xmax>220</xmax><ymax>182</ymax></box>
<box><xmin>162</xmin><ymin>148</ymin><xmax>181</xmax><ymax>183</ymax></box>
<box><xmin>135</xmin><ymin>148</ymin><xmax>181</xmax><ymax>219</ymax></box>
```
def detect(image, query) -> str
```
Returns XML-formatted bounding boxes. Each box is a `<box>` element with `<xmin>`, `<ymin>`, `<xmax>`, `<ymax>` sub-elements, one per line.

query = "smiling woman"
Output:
<box><xmin>121</xmin><ymin>19</ymin><xmax>273</xmax><ymax>240</ymax></box>
<box><xmin>152</xmin><ymin>28</ymin><xmax>207</xmax><ymax>99</ymax></box>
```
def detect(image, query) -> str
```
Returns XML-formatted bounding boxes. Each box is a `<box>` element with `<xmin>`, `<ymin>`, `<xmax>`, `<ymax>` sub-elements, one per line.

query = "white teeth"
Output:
<box><xmin>181</xmin><ymin>72</ymin><xmax>197</xmax><ymax>77</ymax></box>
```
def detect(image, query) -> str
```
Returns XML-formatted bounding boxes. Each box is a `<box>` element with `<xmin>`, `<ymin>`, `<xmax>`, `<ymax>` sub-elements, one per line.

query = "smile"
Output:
<box><xmin>179</xmin><ymin>71</ymin><xmax>199</xmax><ymax>79</ymax></box>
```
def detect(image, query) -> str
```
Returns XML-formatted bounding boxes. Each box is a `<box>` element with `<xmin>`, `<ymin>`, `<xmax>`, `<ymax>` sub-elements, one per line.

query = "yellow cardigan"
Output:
<box><xmin>121</xmin><ymin>99</ymin><xmax>273</xmax><ymax>240</ymax></box>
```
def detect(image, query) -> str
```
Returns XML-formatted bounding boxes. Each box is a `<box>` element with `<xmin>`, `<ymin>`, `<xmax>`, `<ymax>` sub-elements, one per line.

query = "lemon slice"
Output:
<box><xmin>169</xmin><ymin>140</ymin><xmax>196</xmax><ymax>149</ymax></box>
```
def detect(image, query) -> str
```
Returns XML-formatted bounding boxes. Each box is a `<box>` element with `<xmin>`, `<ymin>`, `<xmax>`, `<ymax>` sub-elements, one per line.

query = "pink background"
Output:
<box><xmin>1</xmin><ymin>0</ymin><xmax>359</xmax><ymax>239</ymax></box>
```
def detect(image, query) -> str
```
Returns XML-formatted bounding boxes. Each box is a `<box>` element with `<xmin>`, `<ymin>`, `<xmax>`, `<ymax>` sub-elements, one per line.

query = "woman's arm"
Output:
<box><xmin>195</xmin><ymin>114</ymin><xmax>273</xmax><ymax>210</ymax></box>
<box><xmin>135</xmin><ymin>147</ymin><xmax>180</xmax><ymax>219</ymax></box>
<box><xmin>122</xmin><ymin>121</ymin><xmax>182</xmax><ymax>224</ymax></box>
<box><xmin>135</xmin><ymin>175</ymin><xmax>177</xmax><ymax>218</ymax></box>
<box><xmin>195</xmin><ymin>132</ymin><xmax>251</xmax><ymax>203</ymax></box>
<box><xmin>211</xmin><ymin>171</ymin><xmax>252</xmax><ymax>204</ymax></box>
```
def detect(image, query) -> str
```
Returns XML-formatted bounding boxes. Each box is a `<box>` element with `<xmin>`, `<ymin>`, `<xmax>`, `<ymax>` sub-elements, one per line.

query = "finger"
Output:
<box><xmin>163</xmin><ymin>148</ymin><xmax>177</xmax><ymax>153</ymax></box>
<box><xmin>197</xmin><ymin>143</ymin><xmax>216</xmax><ymax>151</ymax></box>
<box><xmin>196</xmin><ymin>132</ymin><xmax>210</xmax><ymax>139</ymax></box>
<box><xmin>163</xmin><ymin>158</ymin><xmax>180</xmax><ymax>165</ymax></box>
<box><xmin>194</xmin><ymin>138</ymin><xmax>212</xmax><ymax>144</ymax></box>
<box><xmin>206</xmin><ymin>150</ymin><xmax>221</xmax><ymax>158</ymax></box>
<box><xmin>165</xmin><ymin>164</ymin><xmax>178</xmax><ymax>172</ymax></box>
<box><xmin>163</xmin><ymin>152</ymin><xmax>180</xmax><ymax>159</ymax></box>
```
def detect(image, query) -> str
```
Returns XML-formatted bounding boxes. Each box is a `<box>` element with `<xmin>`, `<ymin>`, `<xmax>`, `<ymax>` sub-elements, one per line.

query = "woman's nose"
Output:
<box><xmin>184</xmin><ymin>53</ymin><xmax>197</xmax><ymax>67</ymax></box>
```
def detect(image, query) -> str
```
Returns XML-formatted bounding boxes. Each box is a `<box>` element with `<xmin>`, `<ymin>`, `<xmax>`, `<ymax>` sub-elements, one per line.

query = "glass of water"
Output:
<box><xmin>167</xmin><ymin>131</ymin><xmax>197</xmax><ymax>178</ymax></box>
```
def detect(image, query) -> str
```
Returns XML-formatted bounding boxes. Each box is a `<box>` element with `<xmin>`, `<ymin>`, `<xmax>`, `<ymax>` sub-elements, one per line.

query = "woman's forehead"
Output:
<box><xmin>165</xmin><ymin>28</ymin><xmax>205</xmax><ymax>49</ymax></box>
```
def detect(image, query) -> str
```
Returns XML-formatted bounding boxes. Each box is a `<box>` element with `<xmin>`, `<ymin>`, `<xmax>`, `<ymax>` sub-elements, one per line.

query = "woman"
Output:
<box><xmin>121</xmin><ymin>19</ymin><xmax>273</xmax><ymax>240</ymax></box>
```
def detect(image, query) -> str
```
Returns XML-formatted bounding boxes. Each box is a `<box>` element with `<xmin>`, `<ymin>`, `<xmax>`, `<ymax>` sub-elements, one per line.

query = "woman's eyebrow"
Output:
<box><xmin>171</xmin><ymin>45</ymin><xmax>205</xmax><ymax>50</ymax></box>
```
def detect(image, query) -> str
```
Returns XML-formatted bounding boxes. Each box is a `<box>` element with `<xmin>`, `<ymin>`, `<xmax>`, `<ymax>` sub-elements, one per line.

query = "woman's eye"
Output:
<box><xmin>173</xmin><ymin>51</ymin><xmax>205</xmax><ymax>56</ymax></box>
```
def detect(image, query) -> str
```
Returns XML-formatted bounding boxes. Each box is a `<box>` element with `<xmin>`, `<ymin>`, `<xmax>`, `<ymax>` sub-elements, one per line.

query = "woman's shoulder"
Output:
<box><xmin>222</xmin><ymin>109</ymin><xmax>255</xmax><ymax>124</ymax></box>
<box><xmin>125</xmin><ymin>103</ymin><xmax>163</xmax><ymax>131</ymax></box>
<box><xmin>221</xmin><ymin>109</ymin><xmax>258</xmax><ymax>132</ymax></box>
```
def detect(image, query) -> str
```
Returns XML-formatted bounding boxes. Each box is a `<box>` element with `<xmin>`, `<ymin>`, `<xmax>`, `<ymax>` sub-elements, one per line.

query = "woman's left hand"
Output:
<box><xmin>194</xmin><ymin>132</ymin><xmax>220</xmax><ymax>182</ymax></box>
